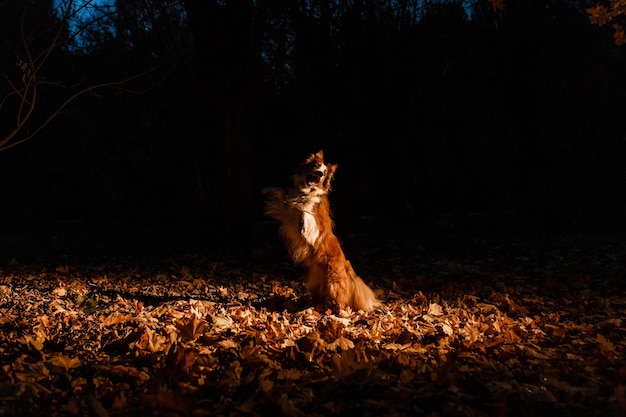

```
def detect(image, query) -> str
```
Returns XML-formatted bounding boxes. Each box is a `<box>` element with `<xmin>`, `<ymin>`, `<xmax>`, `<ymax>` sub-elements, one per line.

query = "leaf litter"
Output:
<box><xmin>0</xmin><ymin>234</ymin><xmax>624</xmax><ymax>416</ymax></box>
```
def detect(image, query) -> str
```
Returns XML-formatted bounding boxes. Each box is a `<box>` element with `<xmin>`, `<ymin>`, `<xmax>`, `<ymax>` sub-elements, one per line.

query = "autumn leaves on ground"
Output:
<box><xmin>0</xmin><ymin>233</ymin><xmax>624</xmax><ymax>417</ymax></box>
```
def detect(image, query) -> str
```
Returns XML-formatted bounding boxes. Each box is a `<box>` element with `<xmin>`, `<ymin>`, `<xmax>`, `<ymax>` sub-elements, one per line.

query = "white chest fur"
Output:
<box><xmin>286</xmin><ymin>194</ymin><xmax>322</xmax><ymax>247</ymax></box>
<box><xmin>301</xmin><ymin>211</ymin><xmax>320</xmax><ymax>246</ymax></box>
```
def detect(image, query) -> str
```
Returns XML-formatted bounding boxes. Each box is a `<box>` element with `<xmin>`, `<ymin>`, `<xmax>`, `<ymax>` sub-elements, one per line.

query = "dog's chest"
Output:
<box><xmin>300</xmin><ymin>211</ymin><xmax>320</xmax><ymax>246</ymax></box>
<box><xmin>289</xmin><ymin>195</ymin><xmax>322</xmax><ymax>247</ymax></box>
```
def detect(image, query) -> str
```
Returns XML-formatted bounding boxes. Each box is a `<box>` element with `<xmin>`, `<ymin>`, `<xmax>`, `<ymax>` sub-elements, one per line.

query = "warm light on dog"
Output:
<box><xmin>263</xmin><ymin>150</ymin><xmax>381</xmax><ymax>312</ymax></box>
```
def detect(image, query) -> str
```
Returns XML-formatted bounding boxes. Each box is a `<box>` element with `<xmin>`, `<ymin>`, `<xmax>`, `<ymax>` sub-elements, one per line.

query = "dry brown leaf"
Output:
<box><xmin>517</xmin><ymin>344</ymin><xmax>550</xmax><ymax>360</ymax></box>
<box><xmin>106</xmin><ymin>365</ymin><xmax>150</xmax><ymax>381</ymax></box>
<box><xmin>505</xmin><ymin>294</ymin><xmax>529</xmax><ymax>315</ymax></box>
<box><xmin>218</xmin><ymin>339</ymin><xmax>239</xmax><ymax>349</ymax></box>
<box><xmin>47</xmin><ymin>355</ymin><xmax>81</xmax><ymax>373</ymax></box>
<box><xmin>52</xmin><ymin>286</ymin><xmax>67</xmax><ymax>297</ymax></box>
<box><xmin>327</xmin><ymin>336</ymin><xmax>355</xmax><ymax>351</ymax></box>
<box><xmin>428</xmin><ymin>302</ymin><xmax>444</xmax><ymax>316</ymax></box>
<box><xmin>20</xmin><ymin>335</ymin><xmax>45</xmax><ymax>351</ymax></box>
<box><xmin>210</xmin><ymin>314</ymin><xmax>233</xmax><ymax>332</ymax></box>
<box><xmin>596</xmin><ymin>334</ymin><xmax>616</xmax><ymax>358</ymax></box>
<box><xmin>175</xmin><ymin>315</ymin><xmax>209</xmax><ymax>340</ymax></box>
<box><xmin>277</xmin><ymin>368</ymin><xmax>303</xmax><ymax>380</ymax></box>
<box><xmin>99</xmin><ymin>314</ymin><xmax>134</xmax><ymax>326</ymax></box>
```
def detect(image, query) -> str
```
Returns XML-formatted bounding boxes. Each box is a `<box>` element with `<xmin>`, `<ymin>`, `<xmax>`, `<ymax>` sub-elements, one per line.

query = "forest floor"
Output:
<box><xmin>0</xmin><ymin>224</ymin><xmax>625</xmax><ymax>417</ymax></box>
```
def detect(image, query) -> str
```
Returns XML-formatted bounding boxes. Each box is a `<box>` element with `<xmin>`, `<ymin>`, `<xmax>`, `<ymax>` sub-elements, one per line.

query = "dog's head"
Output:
<box><xmin>293</xmin><ymin>149</ymin><xmax>338</xmax><ymax>195</ymax></box>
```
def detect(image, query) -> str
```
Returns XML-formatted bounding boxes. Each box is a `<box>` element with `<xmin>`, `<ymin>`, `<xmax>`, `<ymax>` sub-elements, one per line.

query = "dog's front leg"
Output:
<box><xmin>262</xmin><ymin>187</ymin><xmax>288</xmax><ymax>221</ymax></box>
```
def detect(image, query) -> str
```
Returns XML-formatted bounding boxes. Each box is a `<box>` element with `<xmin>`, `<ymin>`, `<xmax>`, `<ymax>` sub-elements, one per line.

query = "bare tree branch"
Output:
<box><xmin>0</xmin><ymin>1</ymin><xmax>156</xmax><ymax>152</ymax></box>
<box><xmin>0</xmin><ymin>70</ymin><xmax>155</xmax><ymax>152</ymax></box>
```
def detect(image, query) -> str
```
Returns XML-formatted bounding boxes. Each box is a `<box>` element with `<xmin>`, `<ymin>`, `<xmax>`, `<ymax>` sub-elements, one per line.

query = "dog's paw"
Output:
<box><xmin>262</xmin><ymin>187</ymin><xmax>284</xmax><ymax>199</ymax></box>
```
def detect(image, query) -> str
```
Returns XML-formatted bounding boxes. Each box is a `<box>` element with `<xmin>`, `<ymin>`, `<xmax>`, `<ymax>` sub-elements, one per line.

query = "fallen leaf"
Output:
<box><xmin>47</xmin><ymin>355</ymin><xmax>81</xmax><ymax>373</ymax></box>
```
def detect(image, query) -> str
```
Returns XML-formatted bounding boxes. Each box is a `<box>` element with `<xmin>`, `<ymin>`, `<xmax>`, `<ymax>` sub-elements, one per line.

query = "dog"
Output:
<box><xmin>263</xmin><ymin>150</ymin><xmax>381</xmax><ymax>312</ymax></box>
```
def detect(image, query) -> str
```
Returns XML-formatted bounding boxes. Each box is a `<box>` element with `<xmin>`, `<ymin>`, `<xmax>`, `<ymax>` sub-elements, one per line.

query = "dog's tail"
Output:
<box><xmin>337</xmin><ymin>260</ymin><xmax>381</xmax><ymax>312</ymax></box>
<box><xmin>349</xmin><ymin>273</ymin><xmax>382</xmax><ymax>312</ymax></box>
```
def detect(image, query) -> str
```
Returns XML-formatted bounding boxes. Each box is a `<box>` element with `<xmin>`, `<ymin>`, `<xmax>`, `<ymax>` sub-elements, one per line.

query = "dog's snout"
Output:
<box><xmin>306</xmin><ymin>170</ymin><xmax>324</xmax><ymax>184</ymax></box>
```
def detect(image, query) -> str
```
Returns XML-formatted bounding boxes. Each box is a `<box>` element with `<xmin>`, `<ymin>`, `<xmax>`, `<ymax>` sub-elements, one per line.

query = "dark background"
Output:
<box><xmin>1</xmin><ymin>0</ymin><xmax>625</xmax><ymax>260</ymax></box>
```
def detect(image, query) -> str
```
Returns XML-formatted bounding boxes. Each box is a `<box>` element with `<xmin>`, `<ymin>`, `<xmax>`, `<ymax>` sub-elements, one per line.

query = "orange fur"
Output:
<box><xmin>263</xmin><ymin>150</ymin><xmax>381</xmax><ymax>312</ymax></box>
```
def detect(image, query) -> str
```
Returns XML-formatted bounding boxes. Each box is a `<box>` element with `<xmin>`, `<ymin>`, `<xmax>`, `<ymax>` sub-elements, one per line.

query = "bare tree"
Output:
<box><xmin>0</xmin><ymin>0</ymin><xmax>145</xmax><ymax>152</ymax></box>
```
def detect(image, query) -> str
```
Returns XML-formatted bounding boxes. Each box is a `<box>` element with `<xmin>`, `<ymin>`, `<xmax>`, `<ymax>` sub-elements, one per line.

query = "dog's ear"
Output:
<box><xmin>323</xmin><ymin>163</ymin><xmax>338</xmax><ymax>190</ymax></box>
<box><xmin>304</xmin><ymin>149</ymin><xmax>324</xmax><ymax>166</ymax></box>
